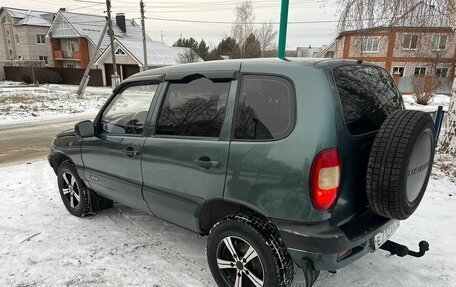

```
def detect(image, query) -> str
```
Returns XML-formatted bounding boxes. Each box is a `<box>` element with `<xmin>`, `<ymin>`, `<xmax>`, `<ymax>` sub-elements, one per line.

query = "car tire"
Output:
<box><xmin>206</xmin><ymin>213</ymin><xmax>294</xmax><ymax>287</ymax></box>
<box><xmin>366</xmin><ymin>110</ymin><xmax>435</xmax><ymax>220</ymax></box>
<box><xmin>57</xmin><ymin>160</ymin><xmax>92</xmax><ymax>217</ymax></box>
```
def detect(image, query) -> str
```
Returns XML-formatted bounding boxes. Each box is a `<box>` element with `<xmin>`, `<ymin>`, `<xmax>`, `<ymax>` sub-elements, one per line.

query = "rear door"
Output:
<box><xmin>330</xmin><ymin>64</ymin><xmax>403</xmax><ymax>224</ymax></box>
<box><xmin>141</xmin><ymin>72</ymin><xmax>238</xmax><ymax>231</ymax></box>
<box><xmin>82</xmin><ymin>80</ymin><xmax>161</xmax><ymax>212</ymax></box>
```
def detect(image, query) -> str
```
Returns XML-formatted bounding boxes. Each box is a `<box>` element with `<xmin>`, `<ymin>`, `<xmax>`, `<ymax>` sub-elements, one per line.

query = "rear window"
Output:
<box><xmin>333</xmin><ymin>65</ymin><xmax>402</xmax><ymax>135</ymax></box>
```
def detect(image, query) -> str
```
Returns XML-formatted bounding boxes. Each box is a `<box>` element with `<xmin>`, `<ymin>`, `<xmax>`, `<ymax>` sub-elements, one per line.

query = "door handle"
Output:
<box><xmin>194</xmin><ymin>156</ymin><xmax>220</xmax><ymax>169</ymax></box>
<box><xmin>123</xmin><ymin>146</ymin><xmax>140</xmax><ymax>157</ymax></box>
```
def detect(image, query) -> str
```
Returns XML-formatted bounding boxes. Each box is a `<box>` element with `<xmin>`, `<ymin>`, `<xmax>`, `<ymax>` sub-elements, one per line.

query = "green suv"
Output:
<box><xmin>49</xmin><ymin>58</ymin><xmax>435</xmax><ymax>287</ymax></box>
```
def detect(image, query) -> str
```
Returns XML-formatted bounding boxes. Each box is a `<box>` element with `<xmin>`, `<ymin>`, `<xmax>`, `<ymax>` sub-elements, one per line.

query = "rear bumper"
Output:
<box><xmin>273</xmin><ymin>211</ymin><xmax>398</xmax><ymax>270</ymax></box>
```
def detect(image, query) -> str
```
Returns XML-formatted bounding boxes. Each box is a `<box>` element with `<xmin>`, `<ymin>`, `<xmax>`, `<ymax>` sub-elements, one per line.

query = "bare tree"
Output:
<box><xmin>410</xmin><ymin>34</ymin><xmax>448</xmax><ymax>104</ymax></box>
<box><xmin>332</xmin><ymin>0</ymin><xmax>456</xmax><ymax>154</ymax></box>
<box><xmin>232</xmin><ymin>0</ymin><xmax>255</xmax><ymax>58</ymax></box>
<box><xmin>440</xmin><ymin>0</ymin><xmax>456</xmax><ymax>155</ymax></box>
<box><xmin>335</xmin><ymin>0</ymin><xmax>455</xmax><ymax>33</ymax></box>
<box><xmin>255</xmin><ymin>21</ymin><xmax>278</xmax><ymax>57</ymax></box>
<box><xmin>441</xmin><ymin>94</ymin><xmax>456</xmax><ymax>155</ymax></box>
<box><xmin>178</xmin><ymin>49</ymin><xmax>200</xmax><ymax>64</ymax></box>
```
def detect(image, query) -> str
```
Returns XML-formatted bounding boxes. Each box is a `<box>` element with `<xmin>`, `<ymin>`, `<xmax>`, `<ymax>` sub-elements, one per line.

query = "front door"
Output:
<box><xmin>141</xmin><ymin>74</ymin><xmax>237</xmax><ymax>231</ymax></box>
<box><xmin>82</xmin><ymin>81</ymin><xmax>160</xmax><ymax>211</ymax></box>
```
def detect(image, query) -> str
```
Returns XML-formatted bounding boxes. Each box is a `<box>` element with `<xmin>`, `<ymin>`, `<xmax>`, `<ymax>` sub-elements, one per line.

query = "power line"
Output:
<box><xmin>144</xmin><ymin>16</ymin><xmax>374</xmax><ymax>25</ymax></box>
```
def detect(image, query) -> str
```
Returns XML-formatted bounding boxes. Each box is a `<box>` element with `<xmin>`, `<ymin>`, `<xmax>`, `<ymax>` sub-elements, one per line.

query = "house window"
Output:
<box><xmin>36</xmin><ymin>34</ymin><xmax>46</xmax><ymax>44</ymax></box>
<box><xmin>9</xmin><ymin>50</ymin><xmax>12</xmax><ymax>56</ymax></box>
<box><xmin>392</xmin><ymin>67</ymin><xmax>405</xmax><ymax>77</ymax></box>
<box><xmin>403</xmin><ymin>34</ymin><xmax>419</xmax><ymax>50</ymax></box>
<box><xmin>17</xmin><ymin>56</ymin><xmax>23</xmax><ymax>60</ymax></box>
<box><xmin>15</xmin><ymin>34</ymin><xmax>19</xmax><ymax>44</ymax></box>
<box><xmin>414</xmin><ymin>67</ymin><xmax>427</xmax><ymax>76</ymax></box>
<box><xmin>436</xmin><ymin>68</ymin><xmax>449</xmax><ymax>78</ymax></box>
<box><xmin>39</xmin><ymin>56</ymin><xmax>48</xmax><ymax>65</ymax></box>
<box><xmin>66</xmin><ymin>63</ymin><xmax>76</xmax><ymax>68</ymax></box>
<box><xmin>6</xmin><ymin>30</ymin><xmax>10</xmax><ymax>37</ymax></box>
<box><xmin>361</xmin><ymin>36</ymin><xmax>380</xmax><ymax>53</ymax></box>
<box><xmin>433</xmin><ymin>35</ymin><xmax>447</xmax><ymax>50</ymax></box>
<box><xmin>115</xmin><ymin>47</ymin><xmax>126</xmax><ymax>55</ymax></box>
<box><xmin>67</xmin><ymin>41</ymin><xmax>76</xmax><ymax>52</ymax></box>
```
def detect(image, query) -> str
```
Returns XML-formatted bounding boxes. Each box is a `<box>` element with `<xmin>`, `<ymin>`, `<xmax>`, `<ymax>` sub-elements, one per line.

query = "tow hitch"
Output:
<box><xmin>380</xmin><ymin>240</ymin><xmax>429</xmax><ymax>258</ymax></box>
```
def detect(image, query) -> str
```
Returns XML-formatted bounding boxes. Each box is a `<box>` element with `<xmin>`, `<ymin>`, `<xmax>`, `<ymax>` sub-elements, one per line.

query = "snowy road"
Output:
<box><xmin>0</xmin><ymin>114</ymin><xmax>94</xmax><ymax>164</ymax></box>
<box><xmin>0</xmin><ymin>160</ymin><xmax>455</xmax><ymax>287</ymax></box>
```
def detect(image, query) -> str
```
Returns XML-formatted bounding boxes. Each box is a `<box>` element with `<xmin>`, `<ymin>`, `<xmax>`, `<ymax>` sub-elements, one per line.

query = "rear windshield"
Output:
<box><xmin>333</xmin><ymin>65</ymin><xmax>402</xmax><ymax>135</ymax></box>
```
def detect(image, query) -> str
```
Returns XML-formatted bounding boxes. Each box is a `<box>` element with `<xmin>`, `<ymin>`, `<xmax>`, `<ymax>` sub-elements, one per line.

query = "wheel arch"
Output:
<box><xmin>49</xmin><ymin>151</ymin><xmax>74</xmax><ymax>174</ymax></box>
<box><xmin>197</xmin><ymin>198</ymin><xmax>271</xmax><ymax>235</ymax></box>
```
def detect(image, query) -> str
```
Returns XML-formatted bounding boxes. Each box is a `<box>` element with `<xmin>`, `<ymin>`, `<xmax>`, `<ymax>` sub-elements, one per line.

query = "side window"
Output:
<box><xmin>101</xmin><ymin>82</ymin><xmax>158</xmax><ymax>135</ymax></box>
<box><xmin>156</xmin><ymin>77</ymin><xmax>230</xmax><ymax>138</ymax></box>
<box><xmin>234</xmin><ymin>75</ymin><xmax>295</xmax><ymax>140</ymax></box>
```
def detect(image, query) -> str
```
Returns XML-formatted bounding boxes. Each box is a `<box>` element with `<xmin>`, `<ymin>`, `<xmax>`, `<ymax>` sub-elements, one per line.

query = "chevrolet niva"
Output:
<box><xmin>49</xmin><ymin>58</ymin><xmax>435</xmax><ymax>287</ymax></box>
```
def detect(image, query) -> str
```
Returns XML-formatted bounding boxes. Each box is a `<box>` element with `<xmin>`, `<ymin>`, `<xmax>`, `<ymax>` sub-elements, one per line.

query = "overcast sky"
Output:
<box><xmin>2</xmin><ymin>0</ymin><xmax>340</xmax><ymax>50</ymax></box>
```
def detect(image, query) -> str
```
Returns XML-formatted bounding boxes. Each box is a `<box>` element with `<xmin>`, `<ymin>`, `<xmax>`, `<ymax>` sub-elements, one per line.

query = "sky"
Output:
<box><xmin>1</xmin><ymin>0</ymin><xmax>340</xmax><ymax>50</ymax></box>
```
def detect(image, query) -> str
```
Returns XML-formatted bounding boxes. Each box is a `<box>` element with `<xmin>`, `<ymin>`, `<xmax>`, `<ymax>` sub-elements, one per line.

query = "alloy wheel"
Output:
<box><xmin>61</xmin><ymin>172</ymin><xmax>80</xmax><ymax>208</ymax></box>
<box><xmin>216</xmin><ymin>236</ymin><xmax>264</xmax><ymax>287</ymax></box>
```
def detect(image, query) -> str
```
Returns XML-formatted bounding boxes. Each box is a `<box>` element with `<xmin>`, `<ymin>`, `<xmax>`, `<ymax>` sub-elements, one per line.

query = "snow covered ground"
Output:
<box><xmin>0</xmin><ymin>159</ymin><xmax>455</xmax><ymax>287</ymax></box>
<box><xmin>402</xmin><ymin>94</ymin><xmax>451</xmax><ymax>112</ymax></box>
<box><xmin>0</xmin><ymin>81</ymin><xmax>455</xmax><ymax>286</ymax></box>
<box><xmin>0</xmin><ymin>82</ymin><xmax>111</xmax><ymax>124</ymax></box>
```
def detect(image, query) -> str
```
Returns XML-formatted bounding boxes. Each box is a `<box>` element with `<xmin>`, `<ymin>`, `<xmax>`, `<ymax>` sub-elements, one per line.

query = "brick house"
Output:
<box><xmin>316</xmin><ymin>3</ymin><xmax>455</xmax><ymax>94</ymax></box>
<box><xmin>47</xmin><ymin>10</ymin><xmax>196</xmax><ymax>86</ymax></box>
<box><xmin>0</xmin><ymin>7</ymin><xmax>54</xmax><ymax>65</ymax></box>
<box><xmin>46</xmin><ymin>9</ymin><xmax>115</xmax><ymax>70</ymax></box>
<box><xmin>329</xmin><ymin>27</ymin><xmax>455</xmax><ymax>94</ymax></box>
<box><xmin>333</xmin><ymin>27</ymin><xmax>455</xmax><ymax>79</ymax></box>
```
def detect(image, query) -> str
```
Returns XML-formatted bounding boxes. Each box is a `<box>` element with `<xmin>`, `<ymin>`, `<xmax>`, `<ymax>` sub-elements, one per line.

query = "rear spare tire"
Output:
<box><xmin>366</xmin><ymin>110</ymin><xmax>435</xmax><ymax>220</ymax></box>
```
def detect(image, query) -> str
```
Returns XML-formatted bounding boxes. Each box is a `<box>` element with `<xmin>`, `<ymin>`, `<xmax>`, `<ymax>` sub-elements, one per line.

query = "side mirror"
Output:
<box><xmin>75</xmin><ymin>120</ymin><xmax>95</xmax><ymax>138</ymax></box>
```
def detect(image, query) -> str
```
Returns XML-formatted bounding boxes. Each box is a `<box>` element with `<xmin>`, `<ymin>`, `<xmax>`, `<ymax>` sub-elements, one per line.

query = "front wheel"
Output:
<box><xmin>57</xmin><ymin>161</ymin><xmax>91</xmax><ymax>217</ymax></box>
<box><xmin>206</xmin><ymin>213</ymin><xmax>294</xmax><ymax>287</ymax></box>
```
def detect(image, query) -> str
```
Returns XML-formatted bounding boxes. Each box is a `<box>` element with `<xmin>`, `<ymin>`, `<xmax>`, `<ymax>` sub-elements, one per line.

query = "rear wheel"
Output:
<box><xmin>206</xmin><ymin>213</ymin><xmax>294</xmax><ymax>287</ymax></box>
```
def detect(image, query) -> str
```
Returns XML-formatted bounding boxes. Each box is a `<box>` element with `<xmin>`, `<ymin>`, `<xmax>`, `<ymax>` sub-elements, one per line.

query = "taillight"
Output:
<box><xmin>310</xmin><ymin>148</ymin><xmax>341</xmax><ymax>211</ymax></box>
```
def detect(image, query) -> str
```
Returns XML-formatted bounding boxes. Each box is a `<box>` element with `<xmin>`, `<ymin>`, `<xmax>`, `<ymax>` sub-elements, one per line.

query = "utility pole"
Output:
<box><xmin>76</xmin><ymin>20</ymin><xmax>109</xmax><ymax>97</ymax></box>
<box><xmin>106</xmin><ymin>0</ymin><xmax>119</xmax><ymax>88</ymax></box>
<box><xmin>367</xmin><ymin>0</ymin><xmax>374</xmax><ymax>27</ymax></box>
<box><xmin>278</xmin><ymin>0</ymin><xmax>289</xmax><ymax>59</ymax></box>
<box><xmin>140</xmin><ymin>0</ymin><xmax>148</xmax><ymax>71</ymax></box>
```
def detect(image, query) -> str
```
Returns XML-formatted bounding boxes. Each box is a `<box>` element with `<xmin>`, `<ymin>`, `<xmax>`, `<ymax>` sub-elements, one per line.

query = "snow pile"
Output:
<box><xmin>0</xmin><ymin>81</ymin><xmax>26</xmax><ymax>87</ymax></box>
<box><xmin>403</xmin><ymin>94</ymin><xmax>451</xmax><ymax>112</ymax></box>
<box><xmin>0</xmin><ymin>159</ymin><xmax>455</xmax><ymax>286</ymax></box>
<box><xmin>0</xmin><ymin>82</ymin><xmax>111</xmax><ymax>124</ymax></box>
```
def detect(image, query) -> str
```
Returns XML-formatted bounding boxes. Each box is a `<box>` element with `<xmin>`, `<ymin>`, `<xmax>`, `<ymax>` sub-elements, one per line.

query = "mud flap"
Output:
<box><xmin>88</xmin><ymin>188</ymin><xmax>114</xmax><ymax>213</ymax></box>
